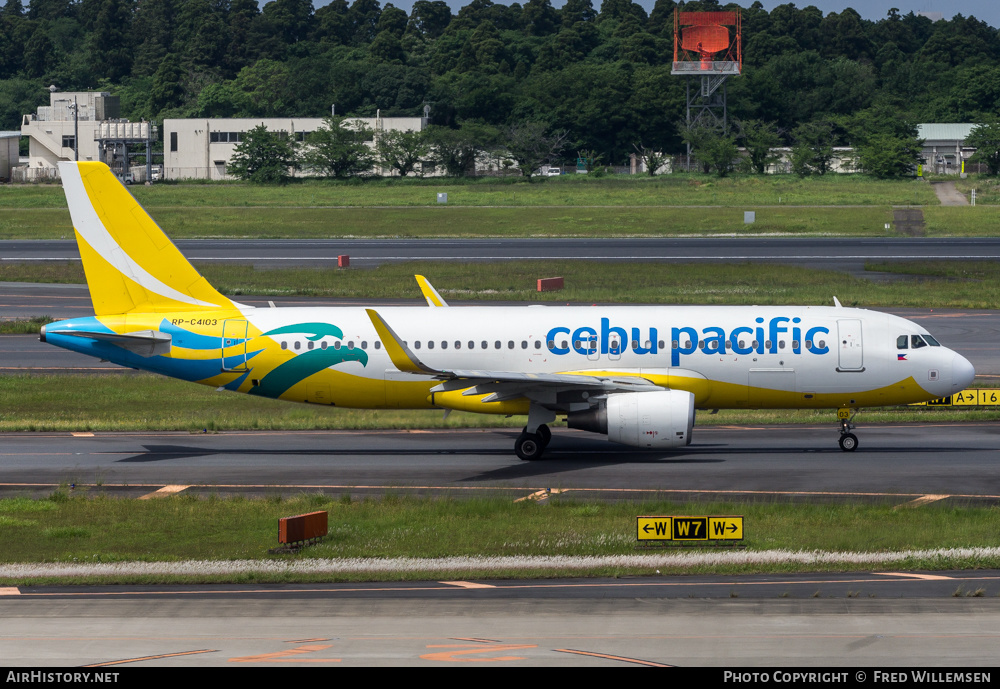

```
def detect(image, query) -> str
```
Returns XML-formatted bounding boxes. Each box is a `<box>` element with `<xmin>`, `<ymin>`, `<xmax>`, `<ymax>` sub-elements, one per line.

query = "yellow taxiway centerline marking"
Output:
<box><xmin>440</xmin><ymin>581</ymin><xmax>497</xmax><ymax>589</ymax></box>
<box><xmin>138</xmin><ymin>485</ymin><xmax>191</xmax><ymax>500</ymax></box>
<box><xmin>874</xmin><ymin>572</ymin><xmax>955</xmax><ymax>581</ymax></box>
<box><xmin>515</xmin><ymin>488</ymin><xmax>567</xmax><ymax>503</ymax></box>
<box><xmin>894</xmin><ymin>494</ymin><xmax>950</xmax><ymax>509</ymax></box>
<box><xmin>83</xmin><ymin>649</ymin><xmax>218</xmax><ymax>666</ymax></box>
<box><xmin>0</xmin><ymin>588</ymin><xmax>21</xmax><ymax>596</ymax></box>
<box><xmin>71</xmin><ymin>432</ymin><xmax>95</xmax><ymax>437</ymax></box>
<box><xmin>554</xmin><ymin>649</ymin><xmax>672</xmax><ymax>667</ymax></box>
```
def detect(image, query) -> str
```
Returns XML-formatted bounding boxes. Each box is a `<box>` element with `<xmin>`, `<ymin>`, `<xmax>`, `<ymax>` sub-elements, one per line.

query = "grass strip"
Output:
<box><xmin>6</xmin><ymin>260</ymin><xmax>1000</xmax><ymax>309</ymax></box>
<box><xmin>0</xmin><ymin>374</ymin><xmax>996</xmax><ymax>432</ymax></box>
<box><xmin>0</xmin><ymin>494</ymin><xmax>998</xmax><ymax>584</ymax></box>
<box><xmin>0</xmin><ymin>316</ymin><xmax>55</xmax><ymax>334</ymax></box>
<box><xmin>0</xmin><ymin>174</ymin><xmax>939</xmax><ymax>209</ymax></box>
<box><xmin>0</xmin><ymin>206</ymin><xmax>901</xmax><ymax>240</ymax></box>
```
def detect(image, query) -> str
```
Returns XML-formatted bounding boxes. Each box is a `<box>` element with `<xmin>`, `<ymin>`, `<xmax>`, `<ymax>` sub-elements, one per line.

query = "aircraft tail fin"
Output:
<box><xmin>59</xmin><ymin>161</ymin><xmax>238</xmax><ymax>316</ymax></box>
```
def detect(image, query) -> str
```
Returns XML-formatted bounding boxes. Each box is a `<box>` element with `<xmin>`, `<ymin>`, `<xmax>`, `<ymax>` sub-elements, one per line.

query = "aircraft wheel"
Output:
<box><xmin>839</xmin><ymin>433</ymin><xmax>858</xmax><ymax>452</ymax></box>
<box><xmin>536</xmin><ymin>424</ymin><xmax>552</xmax><ymax>447</ymax></box>
<box><xmin>515</xmin><ymin>432</ymin><xmax>545</xmax><ymax>461</ymax></box>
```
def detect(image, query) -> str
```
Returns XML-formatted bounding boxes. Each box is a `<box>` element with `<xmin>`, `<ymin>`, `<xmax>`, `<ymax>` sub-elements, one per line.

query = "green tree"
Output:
<box><xmin>701</xmin><ymin>132</ymin><xmax>739</xmax><ymax>177</ymax></box>
<box><xmin>299</xmin><ymin>116</ymin><xmax>374</xmax><ymax>178</ymax></box>
<box><xmin>228</xmin><ymin>124</ymin><xmax>297</xmax><ymax>183</ymax></box>
<box><xmin>790</xmin><ymin>121</ymin><xmax>836</xmax><ymax>176</ymax></box>
<box><xmin>376</xmin><ymin>128</ymin><xmax>429</xmax><ymax>176</ymax></box>
<box><xmin>576</xmin><ymin>148</ymin><xmax>603</xmax><ymax>173</ymax></box>
<box><xmin>738</xmin><ymin>119</ymin><xmax>782</xmax><ymax>174</ymax></box>
<box><xmin>407</xmin><ymin>0</ymin><xmax>451</xmax><ymax>39</ymax></box>
<box><xmin>633</xmin><ymin>142</ymin><xmax>667</xmax><ymax>176</ymax></box>
<box><xmin>148</xmin><ymin>52</ymin><xmax>185</xmax><ymax>114</ymax></box>
<box><xmin>966</xmin><ymin>120</ymin><xmax>1000</xmax><ymax>175</ymax></box>
<box><xmin>681</xmin><ymin>121</ymin><xmax>731</xmax><ymax>175</ymax></box>
<box><xmin>502</xmin><ymin>121</ymin><xmax>568</xmax><ymax>180</ymax></box>
<box><xmin>854</xmin><ymin>133</ymin><xmax>921</xmax><ymax>178</ymax></box>
<box><xmin>424</xmin><ymin>123</ymin><xmax>497</xmax><ymax>176</ymax></box>
<box><xmin>86</xmin><ymin>0</ymin><xmax>133</xmax><ymax>82</ymax></box>
<box><xmin>845</xmin><ymin>104</ymin><xmax>923</xmax><ymax>178</ymax></box>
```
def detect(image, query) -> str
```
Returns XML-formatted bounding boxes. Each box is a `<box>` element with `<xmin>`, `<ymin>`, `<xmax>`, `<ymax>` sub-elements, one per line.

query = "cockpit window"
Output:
<box><xmin>923</xmin><ymin>334</ymin><xmax>941</xmax><ymax>346</ymax></box>
<box><xmin>896</xmin><ymin>335</ymin><xmax>908</xmax><ymax>350</ymax></box>
<box><xmin>911</xmin><ymin>335</ymin><xmax>927</xmax><ymax>349</ymax></box>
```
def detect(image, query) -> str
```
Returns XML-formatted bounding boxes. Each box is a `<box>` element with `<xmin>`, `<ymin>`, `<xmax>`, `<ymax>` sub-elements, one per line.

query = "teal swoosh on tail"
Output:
<box><xmin>251</xmin><ymin>322</ymin><xmax>368</xmax><ymax>398</ymax></box>
<box><xmin>262</xmin><ymin>323</ymin><xmax>344</xmax><ymax>341</ymax></box>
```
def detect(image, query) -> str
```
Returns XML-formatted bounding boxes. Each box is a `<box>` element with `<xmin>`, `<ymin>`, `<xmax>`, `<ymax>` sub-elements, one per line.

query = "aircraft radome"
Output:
<box><xmin>42</xmin><ymin>162</ymin><xmax>976</xmax><ymax>460</ymax></box>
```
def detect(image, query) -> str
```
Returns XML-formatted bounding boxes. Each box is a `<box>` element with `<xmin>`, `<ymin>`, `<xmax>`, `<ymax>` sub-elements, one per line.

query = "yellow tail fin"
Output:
<box><xmin>59</xmin><ymin>161</ymin><xmax>236</xmax><ymax>315</ymax></box>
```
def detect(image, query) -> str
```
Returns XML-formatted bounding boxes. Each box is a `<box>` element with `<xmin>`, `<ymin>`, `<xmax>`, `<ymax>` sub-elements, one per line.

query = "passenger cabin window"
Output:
<box><xmin>897</xmin><ymin>335</ymin><xmax>908</xmax><ymax>349</ymax></box>
<box><xmin>911</xmin><ymin>335</ymin><xmax>927</xmax><ymax>349</ymax></box>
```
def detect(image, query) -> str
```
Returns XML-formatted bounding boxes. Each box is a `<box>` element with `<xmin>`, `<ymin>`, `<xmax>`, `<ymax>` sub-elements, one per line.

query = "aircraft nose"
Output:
<box><xmin>952</xmin><ymin>352</ymin><xmax>975</xmax><ymax>391</ymax></box>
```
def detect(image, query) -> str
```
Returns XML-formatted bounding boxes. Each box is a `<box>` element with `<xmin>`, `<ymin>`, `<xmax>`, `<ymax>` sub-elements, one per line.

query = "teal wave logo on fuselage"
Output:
<box><xmin>249</xmin><ymin>322</ymin><xmax>369</xmax><ymax>398</ymax></box>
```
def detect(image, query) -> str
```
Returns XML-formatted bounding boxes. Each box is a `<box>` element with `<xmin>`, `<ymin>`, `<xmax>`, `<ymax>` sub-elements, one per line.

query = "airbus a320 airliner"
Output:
<box><xmin>42</xmin><ymin>162</ymin><xmax>976</xmax><ymax>460</ymax></box>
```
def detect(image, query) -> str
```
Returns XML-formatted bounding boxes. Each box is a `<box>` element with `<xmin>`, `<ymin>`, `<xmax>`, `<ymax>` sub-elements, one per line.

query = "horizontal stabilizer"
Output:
<box><xmin>60</xmin><ymin>329</ymin><xmax>172</xmax><ymax>357</ymax></box>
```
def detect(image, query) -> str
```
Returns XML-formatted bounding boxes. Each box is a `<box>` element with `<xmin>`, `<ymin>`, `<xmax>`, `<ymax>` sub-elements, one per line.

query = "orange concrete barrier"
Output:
<box><xmin>537</xmin><ymin>277</ymin><xmax>564</xmax><ymax>292</ymax></box>
<box><xmin>278</xmin><ymin>510</ymin><xmax>329</xmax><ymax>545</ymax></box>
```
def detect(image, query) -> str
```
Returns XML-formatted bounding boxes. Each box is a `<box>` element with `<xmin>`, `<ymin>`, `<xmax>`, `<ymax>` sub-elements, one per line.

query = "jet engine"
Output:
<box><xmin>567</xmin><ymin>390</ymin><xmax>695</xmax><ymax>448</ymax></box>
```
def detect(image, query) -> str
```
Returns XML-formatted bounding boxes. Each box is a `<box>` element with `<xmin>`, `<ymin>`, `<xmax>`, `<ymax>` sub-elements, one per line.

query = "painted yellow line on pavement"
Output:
<box><xmin>138</xmin><ymin>485</ymin><xmax>191</xmax><ymax>500</ymax></box>
<box><xmin>71</xmin><ymin>432</ymin><xmax>94</xmax><ymax>437</ymax></box>
<box><xmin>515</xmin><ymin>488</ymin><xmax>567</xmax><ymax>503</ymax></box>
<box><xmin>440</xmin><ymin>581</ymin><xmax>497</xmax><ymax>589</ymax></box>
<box><xmin>874</xmin><ymin>572</ymin><xmax>955</xmax><ymax>581</ymax></box>
<box><xmin>83</xmin><ymin>649</ymin><xmax>218</xmax><ymax>666</ymax></box>
<box><xmin>0</xmin><ymin>588</ymin><xmax>21</xmax><ymax>596</ymax></box>
<box><xmin>554</xmin><ymin>648</ymin><xmax>672</xmax><ymax>667</ymax></box>
<box><xmin>894</xmin><ymin>494</ymin><xmax>950</xmax><ymax>509</ymax></box>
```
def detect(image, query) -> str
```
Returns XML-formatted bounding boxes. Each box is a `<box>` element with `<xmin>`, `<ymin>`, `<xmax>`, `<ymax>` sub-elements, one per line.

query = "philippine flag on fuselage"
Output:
<box><xmin>898</xmin><ymin>354</ymin><xmax>908</xmax><ymax>361</ymax></box>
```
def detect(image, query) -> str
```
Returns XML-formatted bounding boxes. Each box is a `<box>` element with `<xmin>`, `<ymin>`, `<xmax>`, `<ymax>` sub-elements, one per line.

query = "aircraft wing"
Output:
<box><xmin>366</xmin><ymin>309</ymin><xmax>661</xmax><ymax>404</ymax></box>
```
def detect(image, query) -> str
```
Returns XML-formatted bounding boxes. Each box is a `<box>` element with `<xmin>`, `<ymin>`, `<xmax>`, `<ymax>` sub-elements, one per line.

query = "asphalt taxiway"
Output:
<box><xmin>7</xmin><ymin>236</ymin><xmax>1000</xmax><ymax>273</ymax></box>
<box><xmin>2</xmin><ymin>576</ymin><xmax>1000</xmax><ymax>666</ymax></box>
<box><xmin>1</xmin><ymin>424</ymin><xmax>999</xmax><ymax>504</ymax></box>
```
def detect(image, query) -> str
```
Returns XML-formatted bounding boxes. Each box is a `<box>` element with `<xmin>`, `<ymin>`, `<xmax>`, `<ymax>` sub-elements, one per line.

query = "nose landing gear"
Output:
<box><xmin>837</xmin><ymin>408</ymin><xmax>859</xmax><ymax>452</ymax></box>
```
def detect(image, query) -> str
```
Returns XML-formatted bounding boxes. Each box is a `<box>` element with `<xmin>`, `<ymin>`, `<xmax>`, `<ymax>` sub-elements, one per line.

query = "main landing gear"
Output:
<box><xmin>837</xmin><ymin>408</ymin><xmax>859</xmax><ymax>452</ymax></box>
<box><xmin>515</xmin><ymin>424</ymin><xmax>551</xmax><ymax>461</ymax></box>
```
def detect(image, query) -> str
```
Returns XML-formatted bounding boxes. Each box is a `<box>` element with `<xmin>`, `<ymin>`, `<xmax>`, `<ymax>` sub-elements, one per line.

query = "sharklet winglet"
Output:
<box><xmin>365</xmin><ymin>309</ymin><xmax>440</xmax><ymax>375</ymax></box>
<box><xmin>415</xmin><ymin>275</ymin><xmax>449</xmax><ymax>307</ymax></box>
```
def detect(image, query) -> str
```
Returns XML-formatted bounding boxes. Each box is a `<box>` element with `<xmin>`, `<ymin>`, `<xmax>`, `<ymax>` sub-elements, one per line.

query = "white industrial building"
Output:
<box><xmin>917</xmin><ymin>123</ymin><xmax>977</xmax><ymax>175</ymax></box>
<box><xmin>163</xmin><ymin>115</ymin><xmax>428</xmax><ymax>180</ymax></box>
<box><xmin>0</xmin><ymin>131</ymin><xmax>20</xmax><ymax>182</ymax></box>
<box><xmin>19</xmin><ymin>89</ymin><xmax>155</xmax><ymax>182</ymax></box>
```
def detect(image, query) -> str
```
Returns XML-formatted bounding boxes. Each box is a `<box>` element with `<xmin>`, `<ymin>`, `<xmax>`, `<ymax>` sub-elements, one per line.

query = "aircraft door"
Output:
<box><xmin>222</xmin><ymin>319</ymin><xmax>248</xmax><ymax>371</ymax></box>
<box><xmin>837</xmin><ymin>319</ymin><xmax>864</xmax><ymax>371</ymax></box>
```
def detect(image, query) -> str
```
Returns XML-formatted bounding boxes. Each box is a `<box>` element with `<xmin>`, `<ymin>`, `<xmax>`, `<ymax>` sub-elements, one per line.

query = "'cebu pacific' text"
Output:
<box><xmin>546</xmin><ymin>317</ymin><xmax>830</xmax><ymax>366</ymax></box>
